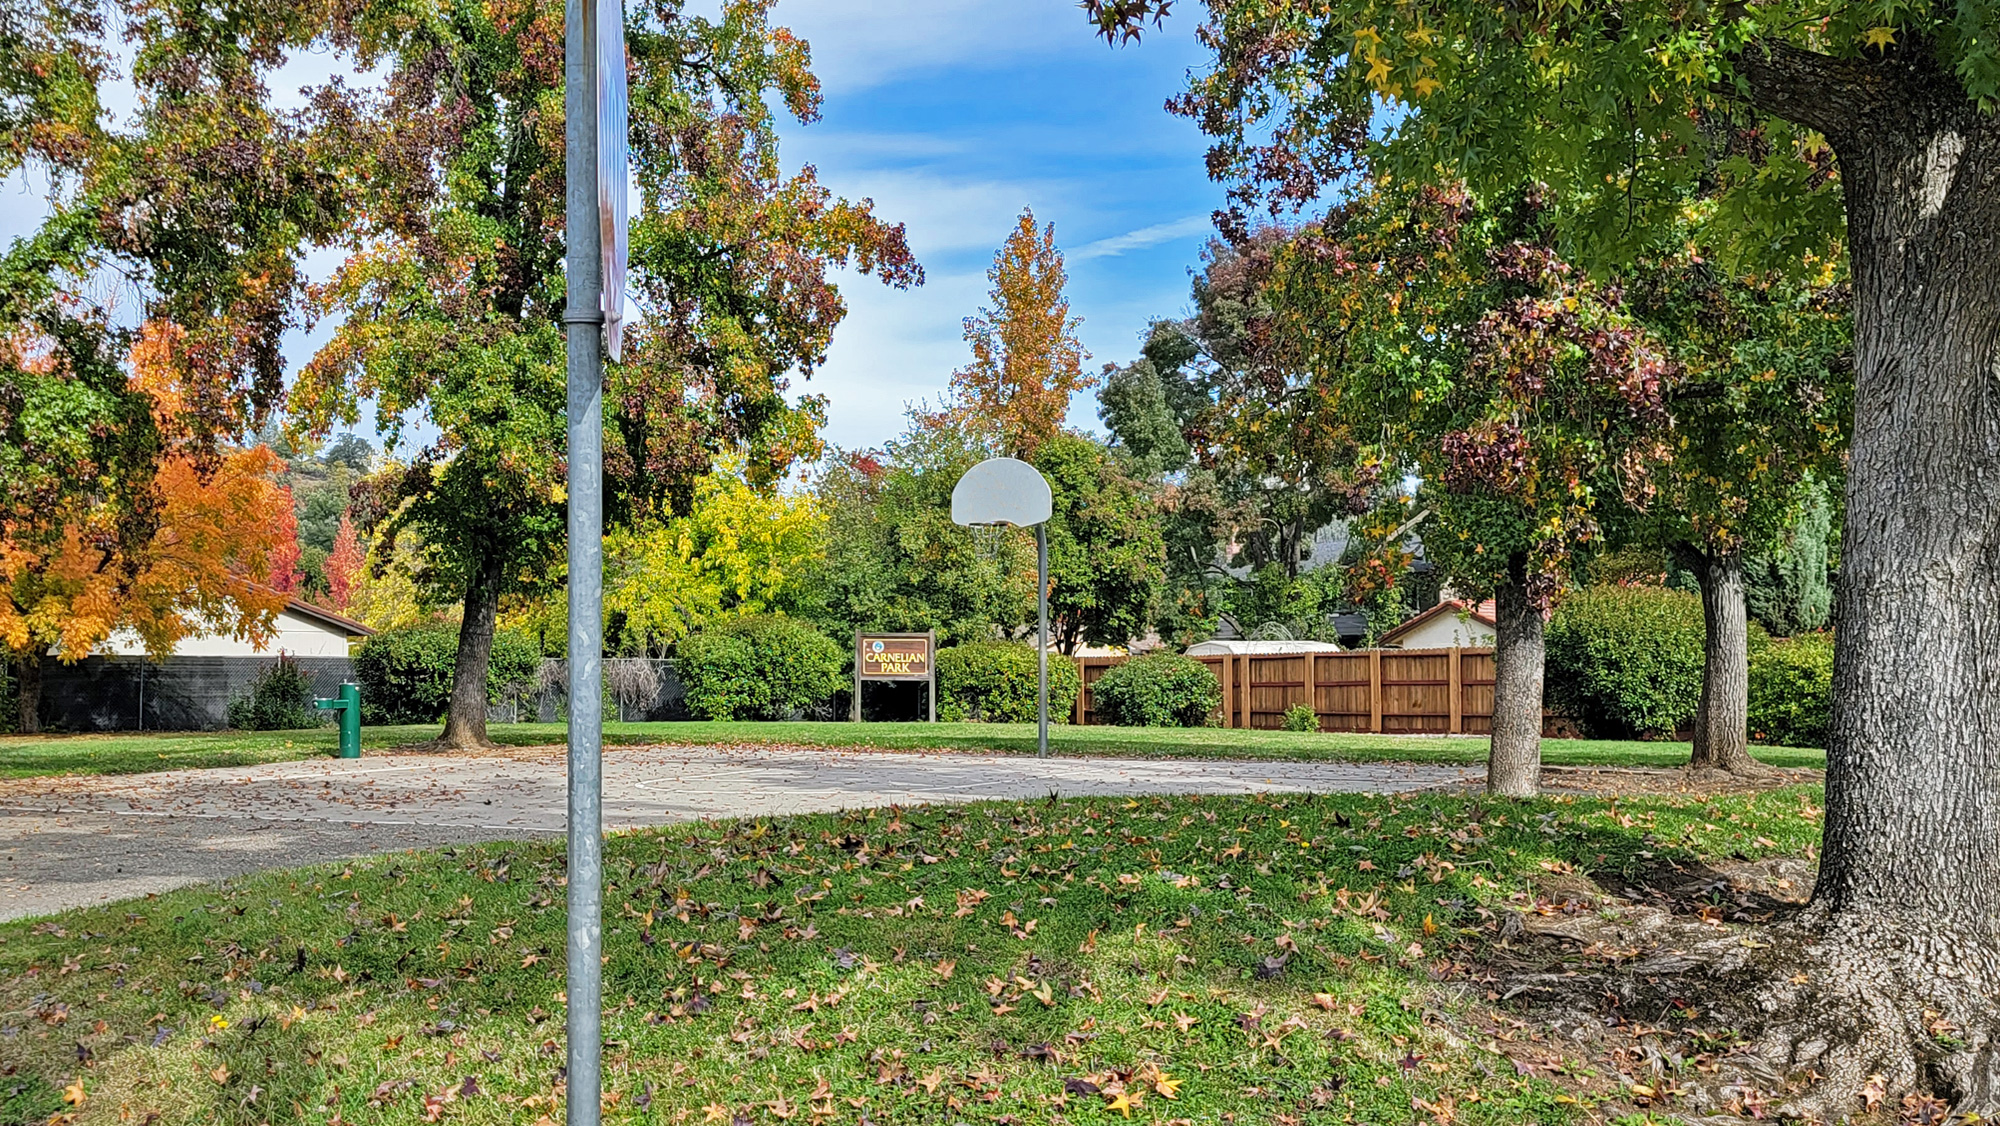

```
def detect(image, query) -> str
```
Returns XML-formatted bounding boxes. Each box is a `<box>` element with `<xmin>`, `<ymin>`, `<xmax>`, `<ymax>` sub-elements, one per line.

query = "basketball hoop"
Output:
<box><xmin>951</xmin><ymin>457</ymin><xmax>1056</xmax><ymax>757</ymax></box>
<box><xmin>969</xmin><ymin>523</ymin><xmax>1011</xmax><ymax>561</ymax></box>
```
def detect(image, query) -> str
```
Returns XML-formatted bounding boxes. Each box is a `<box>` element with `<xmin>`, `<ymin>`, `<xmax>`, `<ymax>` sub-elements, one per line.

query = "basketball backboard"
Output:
<box><xmin>951</xmin><ymin>457</ymin><xmax>1053</xmax><ymax>527</ymax></box>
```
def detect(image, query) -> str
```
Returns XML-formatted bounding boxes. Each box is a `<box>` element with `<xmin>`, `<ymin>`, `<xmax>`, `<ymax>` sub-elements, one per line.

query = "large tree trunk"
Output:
<box><xmin>11</xmin><ymin>657</ymin><xmax>39</xmax><ymax>735</ymax></box>
<box><xmin>1487</xmin><ymin>558</ymin><xmax>1543</xmax><ymax>798</ymax></box>
<box><xmin>435</xmin><ymin>554</ymin><xmax>503</xmax><ymax>751</ymax></box>
<box><xmin>1684</xmin><ymin>546</ymin><xmax>1761</xmax><ymax>774</ymax></box>
<box><xmin>1724</xmin><ymin>42</ymin><xmax>2000</xmax><ymax>1118</ymax></box>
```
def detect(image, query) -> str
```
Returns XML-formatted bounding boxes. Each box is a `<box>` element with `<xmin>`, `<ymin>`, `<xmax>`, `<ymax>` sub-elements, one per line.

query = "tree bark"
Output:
<box><xmin>1487</xmin><ymin>558</ymin><xmax>1543</xmax><ymax>798</ymax></box>
<box><xmin>11</xmin><ymin>657</ymin><xmax>40</xmax><ymax>735</ymax></box>
<box><xmin>1721</xmin><ymin>41</ymin><xmax>2000</xmax><ymax>1118</ymax></box>
<box><xmin>1799</xmin><ymin>61</ymin><xmax>2000</xmax><ymax>959</ymax></box>
<box><xmin>1684</xmin><ymin>546</ymin><xmax>1761</xmax><ymax>774</ymax></box>
<box><xmin>435</xmin><ymin>553</ymin><xmax>503</xmax><ymax>751</ymax></box>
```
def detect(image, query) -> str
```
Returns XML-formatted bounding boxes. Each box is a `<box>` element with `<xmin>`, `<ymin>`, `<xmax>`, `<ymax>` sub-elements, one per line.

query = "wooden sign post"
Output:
<box><xmin>853</xmin><ymin>631</ymin><xmax>937</xmax><ymax>722</ymax></box>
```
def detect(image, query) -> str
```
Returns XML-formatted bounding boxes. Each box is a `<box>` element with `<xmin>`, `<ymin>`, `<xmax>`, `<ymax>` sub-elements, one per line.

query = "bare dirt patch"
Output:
<box><xmin>1540</xmin><ymin>763</ymin><xmax>1822</xmax><ymax>797</ymax></box>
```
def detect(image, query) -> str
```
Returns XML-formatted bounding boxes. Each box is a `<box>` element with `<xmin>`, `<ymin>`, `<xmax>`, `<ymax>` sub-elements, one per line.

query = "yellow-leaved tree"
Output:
<box><xmin>604</xmin><ymin>457</ymin><xmax>826</xmax><ymax>656</ymax></box>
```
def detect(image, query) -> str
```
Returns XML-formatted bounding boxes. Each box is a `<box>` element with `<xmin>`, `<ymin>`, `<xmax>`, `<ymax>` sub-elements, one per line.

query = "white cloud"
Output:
<box><xmin>765</xmin><ymin>0</ymin><xmax>1077</xmax><ymax>93</ymax></box>
<box><xmin>1069</xmin><ymin>213</ymin><xmax>1213</xmax><ymax>260</ymax></box>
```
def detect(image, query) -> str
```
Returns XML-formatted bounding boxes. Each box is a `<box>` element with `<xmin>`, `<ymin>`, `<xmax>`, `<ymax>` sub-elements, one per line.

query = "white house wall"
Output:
<box><xmin>98</xmin><ymin>607</ymin><xmax>358</xmax><ymax>659</ymax></box>
<box><xmin>1388</xmin><ymin>616</ymin><xmax>1496</xmax><ymax>649</ymax></box>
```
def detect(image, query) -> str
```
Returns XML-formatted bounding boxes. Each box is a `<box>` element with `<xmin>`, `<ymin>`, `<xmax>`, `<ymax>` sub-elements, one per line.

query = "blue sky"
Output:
<box><xmin>0</xmin><ymin>2</ymin><xmax>1225</xmax><ymax>455</ymax></box>
<box><xmin>770</xmin><ymin>0</ymin><xmax>1224</xmax><ymax>450</ymax></box>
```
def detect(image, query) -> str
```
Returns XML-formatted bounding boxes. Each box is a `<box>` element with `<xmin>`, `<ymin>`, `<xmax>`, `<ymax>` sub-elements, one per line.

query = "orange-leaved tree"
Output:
<box><xmin>322</xmin><ymin>514</ymin><xmax>365</xmax><ymax>612</ymax></box>
<box><xmin>1</xmin><ymin>326</ymin><xmax>298</xmax><ymax>731</ymax></box>
<box><xmin>947</xmin><ymin>209</ymin><xmax>1094</xmax><ymax>458</ymax></box>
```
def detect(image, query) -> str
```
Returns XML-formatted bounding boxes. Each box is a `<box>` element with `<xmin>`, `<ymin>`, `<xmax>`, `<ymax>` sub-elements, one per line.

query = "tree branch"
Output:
<box><xmin>1727</xmin><ymin>39</ymin><xmax>1890</xmax><ymax>138</ymax></box>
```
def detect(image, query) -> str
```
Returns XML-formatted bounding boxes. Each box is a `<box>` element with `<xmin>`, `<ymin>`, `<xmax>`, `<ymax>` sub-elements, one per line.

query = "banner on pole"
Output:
<box><xmin>596</xmin><ymin>0</ymin><xmax>628</xmax><ymax>361</ymax></box>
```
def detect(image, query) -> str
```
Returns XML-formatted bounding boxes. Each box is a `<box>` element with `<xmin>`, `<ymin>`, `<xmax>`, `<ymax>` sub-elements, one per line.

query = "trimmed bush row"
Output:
<box><xmin>678</xmin><ymin>615</ymin><xmax>846</xmax><ymax>722</ymax></box>
<box><xmin>1543</xmin><ymin>584</ymin><xmax>1830</xmax><ymax>748</ymax></box>
<box><xmin>1749</xmin><ymin>632</ymin><xmax>1832</xmax><ymax>748</ymax></box>
<box><xmin>936</xmin><ymin>641</ymin><xmax>1080</xmax><ymax>724</ymax></box>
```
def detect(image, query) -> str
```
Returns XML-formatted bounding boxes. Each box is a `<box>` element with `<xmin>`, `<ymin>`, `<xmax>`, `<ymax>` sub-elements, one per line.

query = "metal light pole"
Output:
<box><xmin>563</xmin><ymin>0</ymin><xmax>605</xmax><ymax>1122</ymax></box>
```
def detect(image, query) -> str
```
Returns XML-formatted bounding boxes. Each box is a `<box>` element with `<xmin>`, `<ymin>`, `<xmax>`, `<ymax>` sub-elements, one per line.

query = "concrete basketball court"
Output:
<box><xmin>0</xmin><ymin>743</ymin><xmax>1476</xmax><ymax>920</ymax></box>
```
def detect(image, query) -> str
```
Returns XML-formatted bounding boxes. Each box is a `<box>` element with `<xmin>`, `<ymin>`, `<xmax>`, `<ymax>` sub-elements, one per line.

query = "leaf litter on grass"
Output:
<box><xmin>0</xmin><ymin>785</ymin><xmax>1827</xmax><ymax>1124</ymax></box>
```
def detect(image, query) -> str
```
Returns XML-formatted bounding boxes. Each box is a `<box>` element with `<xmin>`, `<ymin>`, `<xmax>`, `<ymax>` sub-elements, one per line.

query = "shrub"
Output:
<box><xmin>352</xmin><ymin>624</ymin><xmax>541</xmax><ymax>725</ymax></box>
<box><xmin>678</xmin><ymin>615</ymin><xmax>844</xmax><ymax>721</ymax></box>
<box><xmin>1281</xmin><ymin>703</ymin><xmax>1319</xmax><ymax>733</ymax></box>
<box><xmin>228</xmin><ymin>654</ymin><xmax>321</xmax><ymax>730</ymax></box>
<box><xmin>1091</xmin><ymin>653</ymin><xmax>1221</xmax><ymax>728</ymax></box>
<box><xmin>935</xmin><ymin>642</ymin><xmax>1080</xmax><ymax>724</ymax></box>
<box><xmin>1545</xmin><ymin>586</ymin><xmax>1705</xmax><ymax>738</ymax></box>
<box><xmin>1749</xmin><ymin>632</ymin><xmax>1834</xmax><ymax>748</ymax></box>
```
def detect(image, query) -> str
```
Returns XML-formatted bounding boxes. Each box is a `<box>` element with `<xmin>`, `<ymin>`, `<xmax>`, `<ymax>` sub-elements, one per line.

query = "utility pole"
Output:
<box><xmin>562</xmin><ymin>0</ymin><xmax>606</xmax><ymax>1122</ymax></box>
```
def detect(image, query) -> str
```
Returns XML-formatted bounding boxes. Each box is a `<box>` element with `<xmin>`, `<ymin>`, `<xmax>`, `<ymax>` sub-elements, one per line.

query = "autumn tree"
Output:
<box><xmin>291</xmin><ymin>0</ymin><xmax>918</xmax><ymax>750</ymax></box>
<box><xmin>1090</xmin><ymin>0</ymin><xmax>2000</xmax><ymax>1109</ymax></box>
<box><xmin>2</xmin><ymin>0</ymin><xmax>363</xmax><ymax>730</ymax></box>
<box><xmin>1277</xmin><ymin>187</ymin><xmax>1675</xmax><ymax>796</ymax></box>
<box><xmin>947</xmin><ymin>209</ymin><xmax>1093</xmax><ymax>458</ymax></box>
<box><xmin>1620</xmin><ymin>254</ymin><xmax>1852</xmax><ymax>775</ymax></box>
<box><xmin>323</xmin><ymin>514</ymin><xmax>366</xmax><ymax>613</ymax></box>
<box><xmin>1</xmin><ymin>353</ymin><xmax>295</xmax><ymax>731</ymax></box>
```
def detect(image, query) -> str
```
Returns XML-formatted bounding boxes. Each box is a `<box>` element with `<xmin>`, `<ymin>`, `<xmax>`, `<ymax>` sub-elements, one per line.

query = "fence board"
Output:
<box><xmin>1070</xmin><ymin>647</ymin><xmax>1495</xmax><ymax>734</ymax></box>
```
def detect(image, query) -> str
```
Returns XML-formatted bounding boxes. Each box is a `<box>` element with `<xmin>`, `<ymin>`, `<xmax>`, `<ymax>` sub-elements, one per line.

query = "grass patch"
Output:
<box><xmin>0</xmin><ymin>721</ymin><xmax>1826</xmax><ymax>779</ymax></box>
<box><xmin>0</xmin><ymin>784</ymin><xmax>1825</xmax><ymax>1124</ymax></box>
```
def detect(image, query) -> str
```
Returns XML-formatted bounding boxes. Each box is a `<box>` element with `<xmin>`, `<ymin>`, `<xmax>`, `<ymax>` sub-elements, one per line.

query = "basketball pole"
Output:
<box><xmin>1037</xmin><ymin>522</ymin><xmax>1048</xmax><ymax>759</ymax></box>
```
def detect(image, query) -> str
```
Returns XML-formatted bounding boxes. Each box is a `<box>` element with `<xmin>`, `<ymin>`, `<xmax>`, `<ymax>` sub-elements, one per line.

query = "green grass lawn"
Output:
<box><xmin>0</xmin><ymin>784</ymin><xmax>1826</xmax><ymax>1125</ymax></box>
<box><xmin>0</xmin><ymin>720</ymin><xmax>1827</xmax><ymax>779</ymax></box>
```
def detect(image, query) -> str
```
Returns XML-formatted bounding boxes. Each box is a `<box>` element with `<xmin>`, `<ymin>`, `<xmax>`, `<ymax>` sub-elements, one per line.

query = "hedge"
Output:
<box><xmin>935</xmin><ymin>642</ymin><xmax>1080</xmax><ymax>724</ymax></box>
<box><xmin>352</xmin><ymin>625</ymin><xmax>541</xmax><ymax>725</ymax></box>
<box><xmin>1091</xmin><ymin>653</ymin><xmax>1221</xmax><ymax>728</ymax></box>
<box><xmin>677</xmin><ymin>616</ymin><xmax>844</xmax><ymax>721</ymax></box>
<box><xmin>1545</xmin><ymin>586</ymin><xmax>1705</xmax><ymax>738</ymax></box>
<box><xmin>1749</xmin><ymin>632</ymin><xmax>1833</xmax><ymax>748</ymax></box>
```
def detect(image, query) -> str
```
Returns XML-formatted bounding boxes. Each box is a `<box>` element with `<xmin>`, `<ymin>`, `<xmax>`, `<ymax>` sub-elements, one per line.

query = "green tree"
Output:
<box><xmin>1030</xmin><ymin>433</ymin><xmax>1167</xmax><ymax>654</ymax></box>
<box><xmin>1087</xmin><ymin>0</ymin><xmax>2000</xmax><ymax>1106</ymax></box>
<box><xmin>1100</xmin><ymin>238</ymin><xmax>1380</xmax><ymax>644</ymax></box>
<box><xmin>1744</xmin><ymin>482</ymin><xmax>1837</xmax><ymax>639</ymax></box>
<box><xmin>807</xmin><ymin>423</ymin><xmax>1035</xmax><ymax>646</ymax></box>
<box><xmin>291</xmin><ymin>0</ymin><xmax>918</xmax><ymax>750</ymax></box>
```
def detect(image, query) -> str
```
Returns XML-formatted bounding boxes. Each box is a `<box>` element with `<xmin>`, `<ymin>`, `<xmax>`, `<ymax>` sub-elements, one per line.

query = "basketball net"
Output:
<box><xmin>970</xmin><ymin>523</ymin><xmax>1009</xmax><ymax>561</ymax></box>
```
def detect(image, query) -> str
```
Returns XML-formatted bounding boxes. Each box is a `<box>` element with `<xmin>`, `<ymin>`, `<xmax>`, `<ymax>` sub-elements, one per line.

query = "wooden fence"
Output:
<box><xmin>1073</xmin><ymin>649</ymin><xmax>1495</xmax><ymax>735</ymax></box>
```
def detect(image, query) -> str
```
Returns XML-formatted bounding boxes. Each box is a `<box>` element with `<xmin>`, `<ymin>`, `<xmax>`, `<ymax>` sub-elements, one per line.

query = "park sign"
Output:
<box><xmin>853</xmin><ymin>631</ymin><xmax>936</xmax><ymax>721</ymax></box>
<box><xmin>860</xmin><ymin>633</ymin><xmax>932</xmax><ymax>678</ymax></box>
<box><xmin>596</xmin><ymin>0</ymin><xmax>627</xmax><ymax>361</ymax></box>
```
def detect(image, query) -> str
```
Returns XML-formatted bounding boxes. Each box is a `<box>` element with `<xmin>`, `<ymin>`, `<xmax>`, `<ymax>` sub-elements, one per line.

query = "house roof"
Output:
<box><xmin>1185</xmin><ymin>639</ymin><xmax>1349</xmax><ymax>656</ymax></box>
<box><xmin>285</xmin><ymin>599</ymin><xmax>377</xmax><ymax>637</ymax></box>
<box><xmin>1377</xmin><ymin>598</ymin><xmax>1496</xmax><ymax>648</ymax></box>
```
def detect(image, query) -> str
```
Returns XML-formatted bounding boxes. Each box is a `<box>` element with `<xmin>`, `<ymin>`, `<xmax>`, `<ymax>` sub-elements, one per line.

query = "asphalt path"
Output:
<box><xmin>0</xmin><ymin>743</ymin><xmax>1477</xmax><ymax>920</ymax></box>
